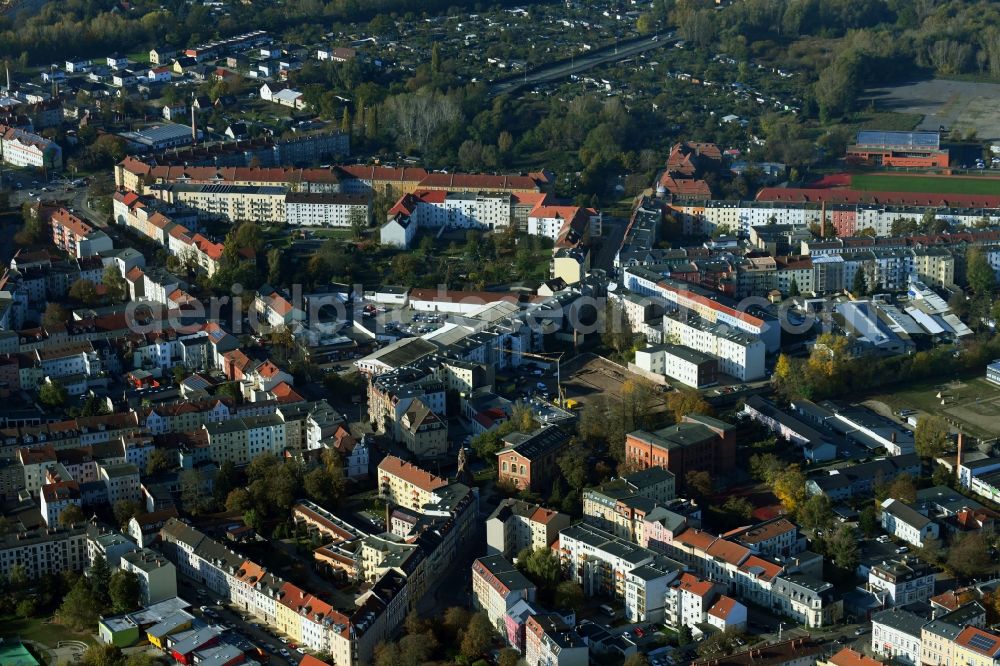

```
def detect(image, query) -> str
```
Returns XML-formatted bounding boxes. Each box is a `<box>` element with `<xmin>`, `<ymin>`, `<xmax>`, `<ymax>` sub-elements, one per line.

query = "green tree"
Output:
<box><xmin>430</xmin><ymin>43</ymin><xmax>441</xmax><ymax>75</ymax></box>
<box><xmin>948</xmin><ymin>532</ymin><xmax>991</xmax><ymax>577</ymax></box>
<box><xmin>858</xmin><ymin>505</ymin><xmax>879</xmax><ymax>537</ymax></box>
<box><xmin>109</xmin><ymin>570</ymin><xmax>141</xmax><ymax>613</ymax></box>
<box><xmin>60</xmin><ymin>577</ymin><xmax>102</xmax><ymax>631</ymax></box>
<box><xmin>915</xmin><ymin>415</ymin><xmax>950</xmax><ymax>459</ymax></box>
<box><xmin>554</xmin><ymin>580</ymin><xmax>585</xmax><ymax>611</ymax></box>
<box><xmin>624</xmin><ymin>655</ymin><xmax>652</xmax><ymax>666</ymax></box>
<box><xmin>967</xmin><ymin>247</ymin><xmax>996</xmax><ymax>297</ymax></box>
<box><xmin>798</xmin><ymin>494</ymin><xmax>834</xmax><ymax>533</ymax></box>
<box><xmin>226</xmin><ymin>487</ymin><xmax>252</xmax><ymax>512</ymax></box>
<box><xmin>827</xmin><ymin>525</ymin><xmax>860</xmax><ymax>571</ymax></box>
<box><xmin>851</xmin><ymin>267</ymin><xmax>867</xmax><ymax>295</ymax></box>
<box><xmin>80</xmin><ymin>644</ymin><xmax>125</xmax><ymax>666</ymax></box>
<box><xmin>39</xmin><ymin>381</ymin><xmax>68</xmax><ymax>407</ymax></box>
<box><xmin>103</xmin><ymin>266</ymin><xmax>127</xmax><ymax>303</ymax></box>
<box><xmin>685</xmin><ymin>470</ymin><xmax>713</xmax><ymax>500</ymax></box>
<box><xmin>667</xmin><ymin>388</ymin><xmax>713</xmax><ymax>423</ymax></box>
<box><xmin>517</xmin><ymin>547</ymin><xmax>562</xmax><ymax>589</ymax></box>
<box><xmin>113</xmin><ymin>499</ymin><xmax>143</xmax><ymax>528</ymax></box>
<box><xmin>41</xmin><ymin>302</ymin><xmax>69</xmax><ymax>328</ymax></box>
<box><xmin>69</xmin><ymin>278</ymin><xmax>99</xmax><ymax>305</ymax></box>
<box><xmin>267</xmin><ymin>247</ymin><xmax>283</xmax><ymax>286</ymax></box>
<box><xmin>59</xmin><ymin>504</ymin><xmax>87</xmax><ymax>527</ymax></box>
<box><xmin>145</xmin><ymin>448</ymin><xmax>173</xmax><ymax>476</ymax></box>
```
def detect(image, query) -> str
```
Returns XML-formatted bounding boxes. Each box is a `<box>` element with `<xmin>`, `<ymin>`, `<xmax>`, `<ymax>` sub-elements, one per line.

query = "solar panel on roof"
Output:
<box><xmin>967</xmin><ymin>633</ymin><xmax>999</xmax><ymax>652</ymax></box>
<box><xmin>855</xmin><ymin>130</ymin><xmax>940</xmax><ymax>150</ymax></box>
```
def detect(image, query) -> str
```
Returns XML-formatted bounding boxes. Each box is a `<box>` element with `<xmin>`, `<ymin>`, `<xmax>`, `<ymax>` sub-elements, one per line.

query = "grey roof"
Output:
<box><xmin>499</xmin><ymin>424</ymin><xmax>570</xmax><ymax>460</ymax></box>
<box><xmin>883</xmin><ymin>499</ymin><xmax>933</xmax><ymax>530</ymax></box>
<box><xmin>872</xmin><ymin>607</ymin><xmax>927</xmax><ymax>638</ymax></box>
<box><xmin>474</xmin><ymin>554</ymin><xmax>536</xmax><ymax>592</ymax></box>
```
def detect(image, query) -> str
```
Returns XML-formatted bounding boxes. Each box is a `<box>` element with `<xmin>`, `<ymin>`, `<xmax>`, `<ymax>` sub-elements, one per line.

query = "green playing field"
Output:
<box><xmin>851</xmin><ymin>174</ymin><xmax>1000</xmax><ymax>196</ymax></box>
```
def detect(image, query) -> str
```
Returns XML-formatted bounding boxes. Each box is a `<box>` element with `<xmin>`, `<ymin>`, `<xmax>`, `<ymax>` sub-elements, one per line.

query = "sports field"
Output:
<box><xmin>871</xmin><ymin>376</ymin><xmax>1000</xmax><ymax>441</ymax></box>
<box><xmin>852</xmin><ymin>174</ymin><xmax>1000</xmax><ymax>196</ymax></box>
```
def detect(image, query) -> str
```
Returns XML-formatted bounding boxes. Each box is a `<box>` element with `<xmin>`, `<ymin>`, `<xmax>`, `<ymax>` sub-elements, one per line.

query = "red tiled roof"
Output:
<box><xmin>756</xmin><ymin>186</ymin><xmax>1000</xmax><ymax>209</ymax></box>
<box><xmin>378</xmin><ymin>455</ymin><xmax>448</xmax><ymax>492</ymax></box>
<box><xmin>828</xmin><ymin>648</ymin><xmax>884</xmax><ymax>666</ymax></box>
<box><xmin>708</xmin><ymin>595</ymin><xmax>739</xmax><ymax>620</ymax></box>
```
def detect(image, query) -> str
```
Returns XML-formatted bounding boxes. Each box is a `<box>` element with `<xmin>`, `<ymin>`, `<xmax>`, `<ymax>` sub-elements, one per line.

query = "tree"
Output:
<box><xmin>685</xmin><ymin>470</ymin><xmax>713</xmax><ymax>500</ymax></box>
<box><xmin>788</xmin><ymin>277</ymin><xmax>800</xmax><ymax>297</ymax></box>
<box><xmin>798</xmin><ymin>494</ymin><xmax>834</xmax><ymax>532</ymax></box>
<box><xmin>948</xmin><ymin>532</ymin><xmax>991</xmax><ymax>577</ymax></box>
<box><xmin>69</xmin><ymin>278</ymin><xmax>99</xmax><ymax>305</ymax></box>
<box><xmin>59</xmin><ymin>504</ymin><xmax>86</xmax><ymax>527</ymax></box>
<box><xmin>771</xmin><ymin>465</ymin><xmax>808</xmax><ymax>515</ymax></box>
<box><xmin>80</xmin><ymin>644</ymin><xmax>125</xmax><ymax>666</ymax></box>
<box><xmin>858</xmin><ymin>505</ymin><xmax>879</xmax><ymax>537</ymax></box>
<box><xmin>721</xmin><ymin>496</ymin><xmax>755</xmax><ymax>522</ymax></box>
<box><xmin>918</xmin><ymin>534</ymin><xmax>943</xmax><ymax>565</ymax></box>
<box><xmin>180</xmin><ymin>468</ymin><xmax>208</xmax><ymax>515</ymax></box>
<box><xmin>109</xmin><ymin>569</ymin><xmax>141</xmax><ymax>613</ymax></box>
<box><xmin>226</xmin><ymin>488</ymin><xmax>252</xmax><ymax>512</ymax></box>
<box><xmin>398</xmin><ymin>632</ymin><xmax>437</xmax><ymax>665</ymax></box>
<box><xmin>554</xmin><ymin>580</ymin><xmax>585</xmax><ymax>611</ymax></box>
<box><xmin>267</xmin><ymin>247</ymin><xmax>283</xmax><ymax>286</ymax></box>
<box><xmin>340</xmin><ymin>107</ymin><xmax>351</xmax><ymax>135</ymax></box>
<box><xmin>624</xmin><ymin>655</ymin><xmax>652</xmax><ymax>666</ymax></box>
<box><xmin>304</xmin><ymin>464</ymin><xmax>346</xmax><ymax>509</ymax></box>
<box><xmin>915</xmin><ymin>415</ymin><xmax>951</xmax><ymax>460</ymax></box>
<box><xmin>145</xmin><ymin>448</ymin><xmax>173</xmax><ymax>476</ymax></box>
<box><xmin>678</xmin><ymin>625</ymin><xmax>693</xmax><ymax>646</ymax></box>
<box><xmin>60</xmin><ymin>577</ymin><xmax>101</xmax><ymax>630</ymax></box>
<box><xmin>41</xmin><ymin>302</ymin><xmax>69</xmax><ymax>328</ymax></box>
<box><xmin>102</xmin><ymin>265</ymin><xmax>127</xmax><ymax>303</ymax></box>
<box><xmin>460</xmin><ymin>612</ymin><xmax>494</xmax><ymax>659</ymax></box>
<box><xmin>498</xmin><ymin>648</ymin><xmax>521</xmax><ymax>666</ymax></box>
<box><xmin>430</xmin><ymin>43</ymin><xmax>441</xmax><ymax>75</ymax></box>
<box><xmin>349</xmin><ymin>207</ymin><xmax>367</xmax><ymax>240</ymax></box>
<box><xmin>113</xmin><ymin>499</ymin><xmax>143</xmax><ymax>528</ymax></box>
<box><xmin>851</xmin><ymin>266</ymin><xmax>867</xmax><ymax>295</ymax></box>
<box><xmin>517</xmin><ymin>547</ymin><xmax>562</xmax><ymax>589</ymax></box>
<box><xmin>827</xmin><ymin>525</ymin><xmax>859</xmax><ymax>571</ymax></box>
<box><xmin>39</xmin><ymin>381</ymin><xmax>68</xmax><ymax>407</ymax></box>
<box><xmin>886</xmin><ymin>473</ymin><xmax>917</xmax><ymax>503</ymax></box>
<box><xmin>666</xmin><ymin>388</ymin><xmax>713</xmax><ymax>423</ymax></box>
<box><xmin>967</xmin><ymin>247</ymin><xmax>996</xmax><ymax>298</ymax></box>
<box><xmin>443</xmin><ymin>606</ymin><xmax>471</xmax><ymax>641</ymax></box>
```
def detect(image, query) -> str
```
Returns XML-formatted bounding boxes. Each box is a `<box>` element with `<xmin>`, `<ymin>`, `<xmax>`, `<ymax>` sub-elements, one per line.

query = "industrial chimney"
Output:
<box><xmin>191</xmin><ymin>104</ymin><xmax>197</xmax><ymax>144</ymax></box>
<box><xmin>820</xmin><ymin>201</ymin><xmax>827</xmax><ymax>239</ymax></box>
<box><xmin>957</xmin><ymin>432</ymin><xmax>964</xmax><ymax>480</ymax></box>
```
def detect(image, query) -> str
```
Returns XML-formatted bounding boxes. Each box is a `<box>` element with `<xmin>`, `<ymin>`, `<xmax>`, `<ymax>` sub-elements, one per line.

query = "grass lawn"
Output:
<box><xmin>869</xmin><ymin>376</ymin><xmax>1000</xmax><ymax>440</ymax></box>
<box><xmin>310</xmin><ymin>228</ymin><xmax>355</xmax><ymax>239</ymax></box>
<box><xmin>851</xmin><ymin>173</ymin><xmax>1000</xmax><ymax>195</ymax></box>
<box><xmin>0</xmin><ymin>614</ymin><xmax>97</xmax><ymax>647</ymax></box>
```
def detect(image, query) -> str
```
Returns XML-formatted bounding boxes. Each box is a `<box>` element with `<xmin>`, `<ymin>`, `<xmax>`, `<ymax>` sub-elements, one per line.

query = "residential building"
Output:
<box><xmin>871</xmin><ymin>607</ymin><xmax>926</xmax><ymax>666</ymax></box>
<box><xmin>771</xmin><ymin>574</ymin><xmax>843</xmax><ymax>628</ymax></box>
<box><xmin>120</xmin><ymin>548</ymin><xmax>178</xmax><ymax>605</ymax></box>
<box><xmin>633</xmin><ymin>344</ymin><xmax>718</xmax><ymax>388</ymax></box>
<box><xmin>0</xmin><ymin>124</ymin><xmax>62</xmax><ymax>169</ymax></box>
<box><xmin>472</xmin><ymin>554</ymin><xmax>537</xmax><ymax>634</ymax></box>
<box><xmin>0</xmin><ymin>525</ymin><xmax>88</xmax><ymax>578</ymax></box>
<box><xmin>557</xmin><ymin>522</ymin><xmax>682</xmax><ymax>622</ymax></box>
<box><xmin>485</xmin><ymin>499</ymin><xmax>571</xmax><ymax>559</ymax></box>
<box><xmin>880</xmin><ymin>498</ymin><xmax>940</xmax><ymax>547</ymax></box>
<box><xmin>377</xmin><ymin>455</ymin><xmax>449</xmax><ymax>511</ymax></box>
<box><xmin>398</xmin><ymin>398</ymin><xmax>448</xmax><ymax>459</ymax></box>
<box><xmin>690</xmin><ymin>637</ymin><xmax>824</xmax><ymax>666</ymax></box>
<box><xmin>951</xmin><ymin>626</ymin><xmax>1000</xmax><ymax>666</ymax></box>
<box><xmin>39</xmin><ymin>480</ymin><xmax>82</xmax><ymax>527</ymax></box>
<box><xmin>869</xmin><ymin>558</ymin><xmax>936</xmax><ymax>606</ymax></box>
<box><xmin>50</xmin><ymin>208</ymin><xmax>113</xmax><ymax>259</ymax></box>
<box><xmin>284</xmin><ymin>193</ymin><xmax>370</xmax><ymax>227</ymax></box>
<box><xmin>524</xmin><ymin>613</ymin><xmax>588</xmax><ymax>666</ymax></box>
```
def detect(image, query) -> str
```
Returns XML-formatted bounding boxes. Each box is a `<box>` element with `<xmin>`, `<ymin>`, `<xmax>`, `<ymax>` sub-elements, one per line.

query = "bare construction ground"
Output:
<box><xmin>560</xmin><ymin>352</ymin><xmax>670</xmax><ymax>416</ymax></box>
<box><xmin>860</xmin><ymin>79</ymin><xmax>1000</xmax><ymax>141</ymax></box>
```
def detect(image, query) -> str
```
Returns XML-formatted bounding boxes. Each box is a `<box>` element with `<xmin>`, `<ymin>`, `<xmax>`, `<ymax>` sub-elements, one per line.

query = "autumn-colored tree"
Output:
<box><xmin>771</xmin><ymin>465</ymin><xmax>807</xmax><ymax>515</ymax></box>
<box><xmin>666</xmin><ymin>387</ymin><xmax>713</xmax><ymax>423</ymax></box>
<box><xmin>915</xmin><ymin>415</ymin><xmax>951</xmax><ymax>459</ymax></box>
<box><xmin>886</xmin><ymin>473</ymin><xmax>917</xmax><ymax>503</ymax></box>
<box><xmin>685</xmin><ymin>470</ymin><xmax>713</xmax><ymax>500</ymax></box>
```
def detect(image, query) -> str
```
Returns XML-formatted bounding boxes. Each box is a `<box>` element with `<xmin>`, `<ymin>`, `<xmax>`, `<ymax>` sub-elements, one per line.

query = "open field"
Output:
<box><xmin>870</xmin><ymin>376</ymin><xmax>1000</xmax><ymax>441</ymax></box>
<box><xmin>560</xmin><ymin>352</ymin><xmax>669</xmax><ymax>416</ymax></box>
<box><xmin>859</xmin><ymin>78</ymin><xmax>1000</xmax><ymax>141</ymax></box>
<box><xmin>851</xmin><ymin>173</ymin><xmax>1000</xmax><ymax>195</ymax></box>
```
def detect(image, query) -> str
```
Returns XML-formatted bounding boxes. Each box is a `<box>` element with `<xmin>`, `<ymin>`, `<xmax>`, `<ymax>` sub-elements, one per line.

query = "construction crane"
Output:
<box><xmin>495</xmin><ymin>347</ymin><xmax>567</xmax><ymax>406</ymax></box>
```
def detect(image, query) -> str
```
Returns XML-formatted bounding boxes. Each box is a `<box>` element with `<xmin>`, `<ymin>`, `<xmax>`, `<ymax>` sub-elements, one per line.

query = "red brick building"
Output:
<box><xmin>624</xmin><ymin>414</ymin><xmax>736</xmax><ymax>485</ymax></box>
<box><xmin>496</xmin><ymin>425</ymin><xmax>570</xmax><ymax>492</ymax></box>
